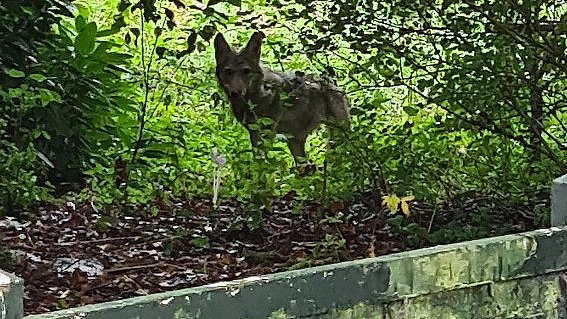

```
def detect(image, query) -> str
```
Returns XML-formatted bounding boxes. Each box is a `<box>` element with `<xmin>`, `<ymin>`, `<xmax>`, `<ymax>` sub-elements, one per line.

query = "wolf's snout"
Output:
<box><xmin>223</xmin><ymin>79</ymin><xmax>247</xmax><ymax>96</ymax></box>
<box><xmin>225</xmin><ymin>87</ymin><xmax>247</xmax><ymax>97</ymax></box>
<box><xmin>227</xmin><ymin>90</ymin><xmax>246</xmax><ymax>99</ymax></box>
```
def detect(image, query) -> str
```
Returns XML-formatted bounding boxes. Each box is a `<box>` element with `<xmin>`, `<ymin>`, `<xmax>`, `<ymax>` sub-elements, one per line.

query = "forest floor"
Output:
<box><xmin>0</xmin><ymin>192</ymin><xmax>544</xmax><ymax>314</ymax></box>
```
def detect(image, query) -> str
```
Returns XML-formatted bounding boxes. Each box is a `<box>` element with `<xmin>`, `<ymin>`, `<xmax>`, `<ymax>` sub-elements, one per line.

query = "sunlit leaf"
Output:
<box><xmin>382</xmin><ymin>194</ymin><xmax>400</xmax><ymax>215</ymax></box>
<box><xmin>400</xmin><ymin>201</ymin><xmax>410</xmax><ymax>217</ymax></box>
<box><xmin>75</xmin><ymin>3</ymin><xmax>90</xmax><ymax>19</ymax></box>
<box><xmin>400</xmin><ymin>196</ymin><xmax>414</xmax><ymax>217</ymax></box>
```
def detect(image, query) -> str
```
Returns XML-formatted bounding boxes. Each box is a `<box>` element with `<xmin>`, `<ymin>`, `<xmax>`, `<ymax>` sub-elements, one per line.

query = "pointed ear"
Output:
<box><xmin>242</xmin><ymin>31</ymin><xmax>265</xmax><ymax>62</ymax></box>
<box><xmin>214</xmin><ymin>33</ymin><xmax>232</xmax><ymax>62</ymax></box>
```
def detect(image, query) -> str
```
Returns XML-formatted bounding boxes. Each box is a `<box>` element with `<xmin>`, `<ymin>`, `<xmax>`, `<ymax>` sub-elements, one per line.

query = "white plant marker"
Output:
<box><xmin>211</xmin><ymin>148</ymin><xmax>226</xmax><ymax>209</ymax></box>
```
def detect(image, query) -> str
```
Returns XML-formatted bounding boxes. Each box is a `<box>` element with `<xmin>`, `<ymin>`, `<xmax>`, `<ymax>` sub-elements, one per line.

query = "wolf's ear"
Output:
<box><xmin>242</xmin><ymin>31</ymin><xmax>265</xmax><ymax>63</ymax></box>
<box><xmin>214</xmin><ymin>33</ymin><xmax>231</xmax><ymax>61</ymax></box>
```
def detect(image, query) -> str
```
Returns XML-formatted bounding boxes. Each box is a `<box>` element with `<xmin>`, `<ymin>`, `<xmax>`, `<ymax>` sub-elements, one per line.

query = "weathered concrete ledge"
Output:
<box><xmin>0</xmin><ymin>269</ymin><xmax>24</xmax><ymax>319</ymax></box>
<box><xmin>21</xmin><ymin>225</ymin><xmax>567</xmax><ymax>319</ymax></box>
<box><xmin>552</xmin><ymin>174</ymin><xmax>567</xmax><ymax>226</ymax></box>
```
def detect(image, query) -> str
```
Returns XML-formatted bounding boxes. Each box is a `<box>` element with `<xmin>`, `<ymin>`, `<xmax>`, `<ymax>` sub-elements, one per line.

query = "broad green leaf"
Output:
<box><xmin>7</xmin><ymin>88</ymin><xmax>23</xmax><ymax>97</ymax></box>
<box><xmin>29</xmin><ymin>74</ymin><xmax>47</xmax><ymax>82</ymax></box>
<box><xmin>75</xmin><ymin>15</ymin><xmax>86</xmax><ymax>31</ymax></box>
<box><xmin>75</xmin><ymin>22</ymin><xmax>97</xmax><ymax>55</ymax></box>
<box><xmin>6</xmin><ymin>69</ymin><xmax>25</xmax><ymax>78</ymax></box>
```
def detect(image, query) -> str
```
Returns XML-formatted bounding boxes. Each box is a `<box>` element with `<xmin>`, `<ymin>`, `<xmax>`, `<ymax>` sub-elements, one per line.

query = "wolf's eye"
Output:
<box><xmin>242</xmin><ymin>68</ymin><xmax>251</xmax><ymax>75</ymax></box>
<box><xmin>224</xmin><ymin>68</ymin><xmax>233</xmax><ymax>75</ymax></box>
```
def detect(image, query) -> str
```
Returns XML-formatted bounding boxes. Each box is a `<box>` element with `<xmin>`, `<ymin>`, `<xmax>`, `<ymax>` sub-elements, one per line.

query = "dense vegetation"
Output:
<box><xmin>2</xmin><ymin>0</ymin><xmax>566</xmax><ymax>232</ymax></box>
<box><xmin>1</xmin><ymin>0</ymin><xmax>566</xmax><ymax>312</ymax></box>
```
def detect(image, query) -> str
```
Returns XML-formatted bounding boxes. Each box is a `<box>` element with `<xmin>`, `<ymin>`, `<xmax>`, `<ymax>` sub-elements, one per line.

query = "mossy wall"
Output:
<box><xmin>16</xmin><ymin>227</ymin><xmax>567</xmax><ymax>319</ymax></box>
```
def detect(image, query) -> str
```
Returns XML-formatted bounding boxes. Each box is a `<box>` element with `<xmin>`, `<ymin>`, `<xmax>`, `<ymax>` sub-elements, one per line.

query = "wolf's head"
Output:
<box><xmin>214</xmin><ymin>32</ymin><xmax>265</xmax><ymax>97</ymax></box>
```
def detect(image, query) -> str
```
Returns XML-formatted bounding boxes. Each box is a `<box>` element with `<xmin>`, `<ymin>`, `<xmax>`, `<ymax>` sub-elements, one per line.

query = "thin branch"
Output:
<box><xmin>131</xmin><ymin>11</ymin><xmax>150</xmax><ymax>165</ymax></box>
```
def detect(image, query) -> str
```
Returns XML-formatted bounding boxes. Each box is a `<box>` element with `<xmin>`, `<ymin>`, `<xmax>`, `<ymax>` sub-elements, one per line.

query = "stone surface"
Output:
<box><xmin>0</xmin><ymin>270</ymin><xmax>24</xmax><ymax>319</ymax></box>
<box><xmin>320</xmin><ymin>274</ymin><xmax>560</xmax><ymax>319</ymax></box>
<box><xmin>552</xmin><ymin>174</ymin><xmax>567</xmax><ymax>226</ymax></box>
<box><xmin>22</xmin><ymin>226</ymin><xmax>567</xmax><ymax>319</ymax></box>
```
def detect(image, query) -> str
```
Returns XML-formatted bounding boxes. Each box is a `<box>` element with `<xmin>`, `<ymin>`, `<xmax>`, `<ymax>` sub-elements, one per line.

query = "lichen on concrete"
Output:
<box><xmin>320</xmin><ymin>274</ymin><xmax>559</xmax><ymax>319</ymax></box>
<box><xmin>21</xmin><ymin>226</ymin><xmax>567</xmax><ymax>319</ymax></box>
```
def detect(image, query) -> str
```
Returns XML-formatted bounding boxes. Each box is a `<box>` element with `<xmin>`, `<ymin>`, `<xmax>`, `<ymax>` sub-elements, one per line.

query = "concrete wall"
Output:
<box><xmin>1</xmin><ymin>174</ymin><xmax>565</xmax><ymax>319</ymax></box>
<box><xmin>19</xmin><ymin>226</ymin><xmax>567</xmax><ymax>319</ymax></box>
<box><xmin>0</xmin><ymin>270</ymin><xmax>24</xmax><ymax>319</ymax></box>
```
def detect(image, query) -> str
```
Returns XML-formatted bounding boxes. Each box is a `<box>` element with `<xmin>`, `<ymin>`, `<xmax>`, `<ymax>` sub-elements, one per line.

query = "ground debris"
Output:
<box><xmin>0</xmin><ymin>193</ymin><xmax>540</xmax><ymax>314</ymax></box>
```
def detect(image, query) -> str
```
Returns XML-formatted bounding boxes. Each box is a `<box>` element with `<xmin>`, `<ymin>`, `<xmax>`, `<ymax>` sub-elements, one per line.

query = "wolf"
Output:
<box><xmin>214</xmin><ymin>31</ymin><xmax>350</xmax><ymax>163</ymax></box>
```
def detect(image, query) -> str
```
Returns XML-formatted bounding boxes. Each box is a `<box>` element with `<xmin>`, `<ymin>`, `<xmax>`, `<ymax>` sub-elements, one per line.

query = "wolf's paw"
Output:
<box><xmin>294</xmin><ymin>163</ymin><xmax>317</xmax><ymax>177</ymax></box>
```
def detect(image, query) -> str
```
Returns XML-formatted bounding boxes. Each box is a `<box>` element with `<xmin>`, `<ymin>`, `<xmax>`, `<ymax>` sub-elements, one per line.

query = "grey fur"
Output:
<box><xmin>214</xmin><ymin>31</ymin><xmax>350</xmax><ymax>162</ymax></box>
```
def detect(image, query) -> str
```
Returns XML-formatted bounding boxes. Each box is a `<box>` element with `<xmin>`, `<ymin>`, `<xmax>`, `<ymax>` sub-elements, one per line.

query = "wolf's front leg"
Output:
<box><xmin>287</xmin><ymin>137</ymin><xmax>307</xmax><ymax>166</ymax></box>
<box><xmin>248</xmin><ymin>130</ymin><xmax>260</xmax><ymax>147</ymax></box>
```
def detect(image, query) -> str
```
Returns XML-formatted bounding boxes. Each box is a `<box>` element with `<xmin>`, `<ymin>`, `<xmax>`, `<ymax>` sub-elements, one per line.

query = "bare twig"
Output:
<box><xmin>107</xmin><ymin>262</ymin><xmax>164</xmax><ymax>273</ymax></box>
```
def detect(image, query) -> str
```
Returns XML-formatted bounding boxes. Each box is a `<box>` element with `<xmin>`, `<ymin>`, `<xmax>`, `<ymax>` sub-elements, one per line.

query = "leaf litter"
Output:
<box><xmin>0</xmin><ymin>192</ymin><xmax>541</xmax><ymax>314</ymax></box>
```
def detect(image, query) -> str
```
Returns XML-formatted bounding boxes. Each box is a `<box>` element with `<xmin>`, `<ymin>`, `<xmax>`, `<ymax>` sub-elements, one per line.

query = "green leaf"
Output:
<box><xmin>39</xmin><ymin>89</ymin><xmax>62</xmax><ymax>106</ymax></box>
<box><xmin>29</xmin><ymin>74</ymin><xmax>47</xmax><ymax>82</ymax></box>
<box><xmin>75</xmin><ymin>22</ymin><xmax>98</xmax><ymax>55</ymax></box>
<box><xmin>6</xmin><ymin>69</ymin><xmax>25</xmax><ymax>78</ymax></box>
<box><xmin>7</xmin><ymin>88</ymin><xmax>23</xmax><ymax>97</ymax></box>
<box><xmin>75</xmin><ymin>3</ymin><xmax>90</xmax><ymax>19</ymax></box>
<box><xmin>41</xmin><ymin>131</ymin><xmax>52</xmax><ymax>140</ymax></box>
<box><xmin>75</xmin><ymin>15</ymin><xmax>86</xmax><ymax>31</ymax></box>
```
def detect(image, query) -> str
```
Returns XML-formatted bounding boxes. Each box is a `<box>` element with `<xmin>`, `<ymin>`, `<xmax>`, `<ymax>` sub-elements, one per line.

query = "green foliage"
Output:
<box><xmin>275</xmin><ymin>0</ymin><xmax>566</xmax><ymax>167</ymax></box>
<box><xmin>0</xmin><ymin>0</ymin><xmax>138</xmax><ymax>213</ymax></box>
<box><xmin>268</xmin><ymin>0</ymin><xmax>566</xmax><ymax>204</ymax></box>
<box><xmin>0</xmin><ymin>0</ymin><xmax>72</xmax><ymax>212</ymax></box>
<box><xmin>0</xmin><ymin>142</ymin><xmax>50</xmax><ymax>212</ymax></box>
<box><xmin>3</xmin><ymin>0</ymin><xmax>565</xmax><ymax>242</ymax></box>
